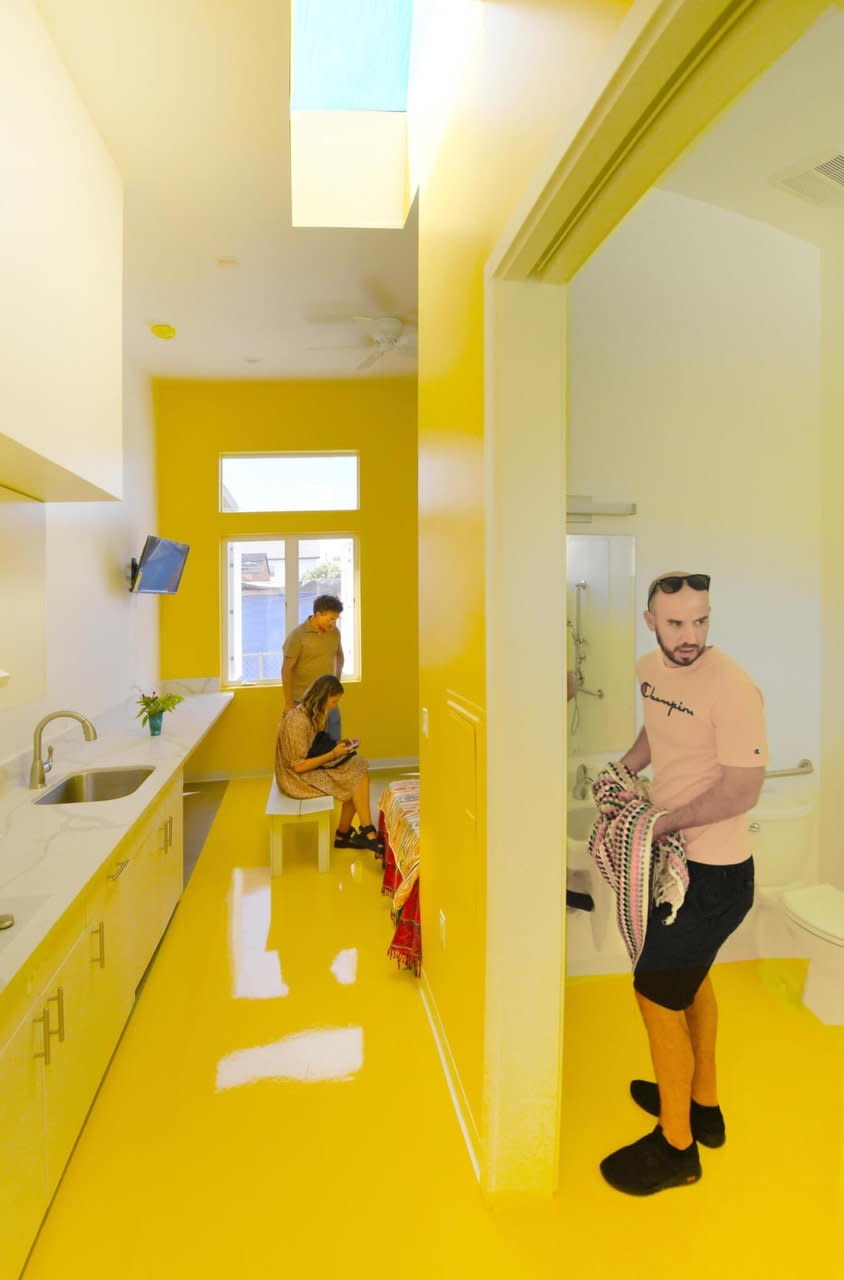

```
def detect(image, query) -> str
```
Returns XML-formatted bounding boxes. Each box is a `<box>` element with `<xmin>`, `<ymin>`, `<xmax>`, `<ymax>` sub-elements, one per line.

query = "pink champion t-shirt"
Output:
<box><xmin>637</xmin><ymin>646</ymin><xmax>769</xmax><ymax>865</ymax></box>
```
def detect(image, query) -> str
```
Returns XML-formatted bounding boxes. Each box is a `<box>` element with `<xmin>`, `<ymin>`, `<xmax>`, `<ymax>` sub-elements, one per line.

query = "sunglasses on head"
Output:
<box><xmin>647</xmin><ymin>573</ymin><xmax>710</xmax><ymax>606</ymax></box>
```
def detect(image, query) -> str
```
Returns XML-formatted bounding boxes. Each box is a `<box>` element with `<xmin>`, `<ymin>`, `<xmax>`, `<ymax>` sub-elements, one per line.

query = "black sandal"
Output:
<box><xmin>334</xmin><ymin>827</ymin><xmax>358</xmax><ymax>848</ymax></box>
<box><xmin>350</xmin><ymin>823</ymin><xmax>384</xmax><ymax>855</ymax></box>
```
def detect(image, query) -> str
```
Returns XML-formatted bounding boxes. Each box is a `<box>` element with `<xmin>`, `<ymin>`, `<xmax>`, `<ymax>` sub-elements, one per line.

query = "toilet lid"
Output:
<box><xmin>783</xmin><ymin>883</ymin><xmax>844</xmax><ymax>944</ymax></box>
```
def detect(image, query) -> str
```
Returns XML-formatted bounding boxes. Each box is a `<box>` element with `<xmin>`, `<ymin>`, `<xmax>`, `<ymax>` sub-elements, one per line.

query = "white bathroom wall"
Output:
<box><xmin>569</xmin><ymin>188</ymin><xmax>821</xmax><ymax>785</ymax></box>
<box><xmin>819</xmin><ymin>246</ymin><xmax>844</xmax><ymax>892</ymax></box>
<box><xmin>0</xmin><ymin>489</ymin><xmax>46</xmax><ymax>711</ymax></box>
<box><xmin>566</xmin><ymin>534</ymin><xmax>636</xmax><ymax>758</ymax></box>
<box><xmin>0</xmin><ymin>362</ymin><xmax>158</xmax><ymax>774</ymax></box>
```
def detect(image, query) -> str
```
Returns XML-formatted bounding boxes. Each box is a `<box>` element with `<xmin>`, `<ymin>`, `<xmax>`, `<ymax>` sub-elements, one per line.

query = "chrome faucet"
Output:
<box><xmin>29</xmin><ymin>710</ymin><xmax>97</xmax><ymax>789</ymax></box>
<box><xmin>573</xmin><ymin>763</ymin><xmax>595</xmax><ymax>801</ymax></box>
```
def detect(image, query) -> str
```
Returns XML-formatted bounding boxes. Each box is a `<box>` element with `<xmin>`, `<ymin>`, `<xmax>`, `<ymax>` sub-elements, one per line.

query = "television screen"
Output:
<box><xmin>130</xmin><ymin>536</ymin><xmax>190</xmax><ymax>594</ymax></box>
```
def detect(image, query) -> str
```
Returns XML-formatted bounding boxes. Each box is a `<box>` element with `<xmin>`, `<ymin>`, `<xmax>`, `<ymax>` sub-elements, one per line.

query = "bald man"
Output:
<box><xmin>599</xmin><ymin>570</ymin><xmax>768</xmax><ymax>1196</ymax></box>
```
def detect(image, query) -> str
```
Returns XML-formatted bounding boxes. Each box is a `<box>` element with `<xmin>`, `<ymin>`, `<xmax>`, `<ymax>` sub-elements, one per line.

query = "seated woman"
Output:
<box><xmin>274</xmin><ymin>673</ymin><xmax>383</xmax><ymax>853</ymax></box>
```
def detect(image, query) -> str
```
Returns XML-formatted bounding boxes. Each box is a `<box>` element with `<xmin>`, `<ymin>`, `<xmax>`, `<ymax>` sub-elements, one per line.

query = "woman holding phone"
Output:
<box><xmin>274</xmin><ymin>674</ymin><xmax>383</xmax><ymax>852</ymax></box>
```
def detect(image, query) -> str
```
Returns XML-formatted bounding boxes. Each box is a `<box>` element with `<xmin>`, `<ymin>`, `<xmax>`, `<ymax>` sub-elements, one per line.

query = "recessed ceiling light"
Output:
<box><xmin>218</xmin><ymin>257</ymin><xmax>239</xmax><ymax>267</ymax></box>
<box><xmin>245</xmin><ymin>357</ymin><xmax>262</xmax><ymax>364</ymax></box>
<box><xmin>150</xmin><ymin>323</ymin><xmax>176</xmax><ymax>340</ymax></box>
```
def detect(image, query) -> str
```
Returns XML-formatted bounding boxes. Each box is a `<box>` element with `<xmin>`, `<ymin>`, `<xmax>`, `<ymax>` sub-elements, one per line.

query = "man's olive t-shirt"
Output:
<box><xmin>282</xmin><ymin>621</ymin><xmax>343</xmax><ymax>700</ymax></box>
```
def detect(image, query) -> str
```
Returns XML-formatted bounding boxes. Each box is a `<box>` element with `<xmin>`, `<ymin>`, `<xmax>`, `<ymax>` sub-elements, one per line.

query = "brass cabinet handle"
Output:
<box><xmin>33</xmin><ymin>1008</ymin><xmax>54</xmax><ymax>1065</ymax></box>
<box><xmin>109</xmin><ymin>858</ymin><xmax>130</xmax><ymax>881</ymax></box>
<box><xmin>159</xmin><ymin>814</ymin><xmax>173</xmax><ymax>852</ymax></box>
<box><xmin>91</xmin><ymin>920</ymin><xmax>106</xmax><ymax>968</ymax></box>
<box><xmin>46</xmin><ymin>986</ymin><xmax>65</xmax><ymax>1042</ymax></box>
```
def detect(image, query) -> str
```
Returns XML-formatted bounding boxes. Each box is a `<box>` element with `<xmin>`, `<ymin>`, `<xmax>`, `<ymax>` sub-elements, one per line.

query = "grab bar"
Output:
<box><xmin>764</xmin><ymin>758</ymin><xmax>813</xmax><ymax>779</ymax></box>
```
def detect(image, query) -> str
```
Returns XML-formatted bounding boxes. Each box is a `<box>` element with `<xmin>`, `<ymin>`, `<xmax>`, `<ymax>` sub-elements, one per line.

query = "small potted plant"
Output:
<box><xmin>136</xmin><ymin>690</ymin><xmax>184</xmax><ymax>736</ymax></box>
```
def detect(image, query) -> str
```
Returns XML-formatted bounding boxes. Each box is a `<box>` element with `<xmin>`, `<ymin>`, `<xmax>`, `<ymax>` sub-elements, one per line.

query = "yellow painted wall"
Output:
<box><xmin>154</xmin><ymin>378</ymin><xmax>418</xmax><ymax>776</ymax></box>
<box><xmin>417</xmin><ymin>1</ymin><xmax>631</xmax><ymax>1138</ymax></box>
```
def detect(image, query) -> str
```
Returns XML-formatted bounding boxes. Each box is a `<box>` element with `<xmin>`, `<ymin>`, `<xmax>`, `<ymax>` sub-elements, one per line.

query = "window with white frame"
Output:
<box><xmin>220</xmin><ymin>453</ymin><xmax>358</xmax><ymax>513</ymax></box>
<box><xmin>224</xmin><ymin>536</ymin><xmax>358</xmax><ymax>686</ymax></box>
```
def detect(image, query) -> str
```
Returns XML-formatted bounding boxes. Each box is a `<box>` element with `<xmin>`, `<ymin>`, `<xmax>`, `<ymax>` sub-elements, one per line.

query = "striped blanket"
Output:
<box><xmin>378</xmin><ymin>778</ymin><xmax>422</xmax><ymax>975</ymax></box>
<box><xmin>587</xmin><ymin>763</ymin><xmax>689</xmax><ymax>966</ymax></box>
<box><xmin>379</xmin><ymin>778</ymin><xmax>420</xmax><ymax>914</ymax></box>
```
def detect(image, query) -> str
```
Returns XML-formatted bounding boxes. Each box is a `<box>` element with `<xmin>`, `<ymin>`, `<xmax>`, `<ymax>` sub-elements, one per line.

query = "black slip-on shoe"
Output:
<box><xmin>630</xmin><ymin>1079</ymin><xmax>726</xmax><ymax>1148</ymax></box>
<box><xmin>600</xmin><ymin>1126</ymin><xmax>701</xmax><ymax>1196</ymax></box>
<box><xmin>348</xmin><ymin>824</ymin><xmax>384</xmax><ymax>854</ymax></box>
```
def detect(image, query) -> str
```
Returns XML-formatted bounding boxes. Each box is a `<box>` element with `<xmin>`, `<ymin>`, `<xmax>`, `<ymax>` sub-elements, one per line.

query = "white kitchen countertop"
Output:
<box><xmin>0</xmin><ymin>692</ymin><xmax>232</xmax><ymax>992</ymax></box>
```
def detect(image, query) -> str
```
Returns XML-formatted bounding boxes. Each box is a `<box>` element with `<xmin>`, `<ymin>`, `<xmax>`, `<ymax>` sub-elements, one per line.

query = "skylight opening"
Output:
<box><xmin>291</xmin><ymin>0</ymin><xmax>414</xmax><ymax>113</ymax></box>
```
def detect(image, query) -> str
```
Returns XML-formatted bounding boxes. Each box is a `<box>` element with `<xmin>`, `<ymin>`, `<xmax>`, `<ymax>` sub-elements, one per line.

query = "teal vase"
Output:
<box><xmin>148</xmin><ymin>711</ymin><xmax>164</xmax><ymax>736</ymax></box>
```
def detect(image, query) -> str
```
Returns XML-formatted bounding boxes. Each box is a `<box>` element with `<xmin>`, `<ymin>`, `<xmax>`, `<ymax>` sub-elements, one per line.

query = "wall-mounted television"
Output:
<box><xmin>130</xmin><ymin>536</ymin><xmax>190</xmax><ymax>594</ymax></box>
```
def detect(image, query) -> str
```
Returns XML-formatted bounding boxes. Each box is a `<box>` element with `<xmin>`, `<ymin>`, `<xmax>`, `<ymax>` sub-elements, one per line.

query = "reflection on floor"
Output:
<box><xmin>23</xmin><ymin>777</ymin><xmax>843</xmax><ymax>1279</ymax></box>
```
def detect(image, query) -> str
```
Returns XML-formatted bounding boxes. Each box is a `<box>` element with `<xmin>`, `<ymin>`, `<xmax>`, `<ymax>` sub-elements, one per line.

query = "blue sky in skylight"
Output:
<box><xmin>291</xmin><ymin>0</ymin><xmax>414</xmax><ymax>112</ymax></box>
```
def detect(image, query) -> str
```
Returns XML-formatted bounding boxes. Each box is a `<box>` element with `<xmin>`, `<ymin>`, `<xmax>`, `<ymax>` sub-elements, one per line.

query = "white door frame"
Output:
<box><xmin>481</xmin><ymin>0</ymin><xmax>826</xmax><ymax>1194</ymax></box>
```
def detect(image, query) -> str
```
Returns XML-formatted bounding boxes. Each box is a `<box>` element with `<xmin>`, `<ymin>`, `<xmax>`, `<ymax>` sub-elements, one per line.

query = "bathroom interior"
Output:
<box><xmin>554</xmin><ymin>17</ymin><xmax>844</xmax><ymax>1242</ymax></box>
<box><xmin>561</xmin><ymin>7</ymin><xmax>844</xmax><ymax>1045</ymax></box>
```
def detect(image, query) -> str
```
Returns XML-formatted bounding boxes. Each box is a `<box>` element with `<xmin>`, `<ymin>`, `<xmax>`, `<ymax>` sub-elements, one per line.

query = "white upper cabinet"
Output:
<box><xmin>0</xmin><ymin>0</ymin><xmax>123</xmax><ymax>503</ymax></box>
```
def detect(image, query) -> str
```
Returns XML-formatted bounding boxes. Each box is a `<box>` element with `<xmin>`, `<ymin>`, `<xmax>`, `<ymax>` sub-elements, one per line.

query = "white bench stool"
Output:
<box><xmin>267</xmin><ymin>779</ymin><xmax>335</xmax><ymax>876</ymax></box>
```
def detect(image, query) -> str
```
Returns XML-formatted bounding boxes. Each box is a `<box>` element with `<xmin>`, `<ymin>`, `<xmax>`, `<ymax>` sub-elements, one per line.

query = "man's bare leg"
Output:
<box><xmin>635</xmin><ymin>990</ymin><xmax>694</xmax><ymax>1149</ymax></box>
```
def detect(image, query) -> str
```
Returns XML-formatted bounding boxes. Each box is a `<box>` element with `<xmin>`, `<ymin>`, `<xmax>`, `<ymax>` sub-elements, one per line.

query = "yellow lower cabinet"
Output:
<box><xmin>85</xmin><ymin>848</ymin><xmax>136</xmax><ymax>1080</ymax></box>
<box><xmin>131</xmin><ymin>815</ymin><xmax>168</xmax><ymax>987</ymax></box>
<box><xmin>39</xmin><ymin>928</ymin><xmax>104</xmax><ymax>1197</ymax></box>
<box><xmin>156</xmin><ymin>776</ymin><xmax>184</xmax><ymax>938</ymax></box>
<box><xmin>0</xmin><ymin>1012</ymin><xmax>47</xmax><ymax>1280</ymax></box>
<box><xmin>132</xmin><ymin>773</ymin><xmax>184</xmax><ymax>986</ymax></box>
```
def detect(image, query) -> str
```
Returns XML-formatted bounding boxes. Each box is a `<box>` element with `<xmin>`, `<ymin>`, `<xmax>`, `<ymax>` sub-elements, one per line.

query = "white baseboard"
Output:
<box><xmin>418</xmin><ymin>970</ymin><xmax>481</xmax><ymax>1183</ymax></box>
<box><xmin>183</xmin><ymin>770</ymin><xmax>265</xmax><ymax>784</ymax></box>
<box><xmin>183</xmin><ymin>758</ymin><xmax>419</xmax><ymax>786</ymax></box>
<box><xmin>370</xmin><ymin>756</ymin><xmax>419</xmax><ymax>772</ymax></box>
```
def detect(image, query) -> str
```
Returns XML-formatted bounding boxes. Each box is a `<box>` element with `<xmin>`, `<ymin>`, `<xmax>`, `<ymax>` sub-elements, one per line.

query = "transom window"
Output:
<box><xmin>220</xmin><ymin>453</ymin><xmax>359</xmax><ymax>513</ymax></box>
<box><xmin>224</xmin><ymin>536</ymin><xmax>358</xmax><ymax>686</ymax></box>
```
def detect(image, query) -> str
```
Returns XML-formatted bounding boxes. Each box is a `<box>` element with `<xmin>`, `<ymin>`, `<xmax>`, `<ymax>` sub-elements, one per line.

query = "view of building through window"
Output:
<box><xmin>225</xmin><ymin>536</ymin><xmax>358</xmax><ymax>685</ymax></box>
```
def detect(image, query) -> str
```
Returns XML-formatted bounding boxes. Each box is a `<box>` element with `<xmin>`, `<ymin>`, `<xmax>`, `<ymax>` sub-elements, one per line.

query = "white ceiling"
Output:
<box><xmin>34</xmin><ymin>0</ymin><xmax>418</xmax><ymax>379</ymax></box>
<box><xmin>659</xmin><ymin>5</ymin><xmax>844</xmax><ymax>249</ymax></box>
<box><xmin>37</xmin><ymin>1</ymin><xmax>844</xmax><ymax>383</ymax></box>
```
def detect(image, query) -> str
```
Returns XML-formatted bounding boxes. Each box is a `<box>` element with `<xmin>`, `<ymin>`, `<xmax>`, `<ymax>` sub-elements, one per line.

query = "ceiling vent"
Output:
<box><xmin>771</xmin><ymin>149</ymin><xmax>844</xmax><ymax>207</ymax></box>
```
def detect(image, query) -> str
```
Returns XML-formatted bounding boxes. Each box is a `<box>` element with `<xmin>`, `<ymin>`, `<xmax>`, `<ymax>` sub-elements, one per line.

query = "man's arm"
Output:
<box><xmin>281</xmin><ymin>656</ymin><xmax>298</xmax><ymax>710</ymax></box>
<box><xmin>652</xmin><ymin>764</ymin><xmax>765</xmax><ymax>839</ymax></box>
<box><xmin>619</xmin><ymin>727</ymin><xmax>651</xmax><ymax>775</ymax></box>
<box><xmin>335</xmin><ymin>637</ymin><xmax>344</xmax><ymax>680</ymax></box>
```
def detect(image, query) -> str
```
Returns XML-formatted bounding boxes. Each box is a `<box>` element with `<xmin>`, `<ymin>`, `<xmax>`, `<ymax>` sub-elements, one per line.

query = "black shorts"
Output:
<box><xmin>633</xmin><ymin>857</ymin><xmax>755</xmax><ymax>1011</ymax></box>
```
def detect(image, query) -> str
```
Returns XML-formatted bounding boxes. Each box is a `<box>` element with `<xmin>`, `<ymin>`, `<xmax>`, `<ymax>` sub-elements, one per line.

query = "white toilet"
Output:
<box><xmin>781</xmin><ymin>883</ymin><xmax>844</xmax><ymax>1025</ymax></box>
<box><xmin>747</xmin><ymin>780</ymin><xmax>844</xmax><ymax>1026</ymax></box>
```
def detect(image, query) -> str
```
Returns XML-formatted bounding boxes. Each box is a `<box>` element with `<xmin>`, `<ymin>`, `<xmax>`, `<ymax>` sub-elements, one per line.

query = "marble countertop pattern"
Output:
<box><xmin>0</xmin><ymin>692</ymin><xmax>232</xmax><ymax>992</ymax></box>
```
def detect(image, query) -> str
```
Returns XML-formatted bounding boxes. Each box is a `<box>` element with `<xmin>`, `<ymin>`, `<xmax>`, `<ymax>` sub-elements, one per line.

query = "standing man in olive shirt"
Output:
<box><xmin>282</xmin><ymin>595</ymin><xmax>345</xmax><ymax>739</ymax></box>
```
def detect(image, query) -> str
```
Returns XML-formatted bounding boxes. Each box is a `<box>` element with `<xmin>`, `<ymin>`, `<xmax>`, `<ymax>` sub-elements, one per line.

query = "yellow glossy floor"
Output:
<box><xmin>25</xmin><ymin>777</ymin><xmax>844</xmax><ymax>1280</ymax></box>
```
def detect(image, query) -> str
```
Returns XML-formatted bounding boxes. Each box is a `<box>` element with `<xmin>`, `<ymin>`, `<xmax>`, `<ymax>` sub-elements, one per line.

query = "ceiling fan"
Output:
<box><xmin>309</xmin><ymin>311</ymin><xmax>418</xmax><ymax>371</ymax></box>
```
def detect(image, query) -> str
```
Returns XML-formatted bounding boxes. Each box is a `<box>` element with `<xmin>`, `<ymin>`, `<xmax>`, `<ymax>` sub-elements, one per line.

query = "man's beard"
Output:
<box><xmin>655</xmin><ymin>629</ymin><xmax>704</xmax><ymax>667</ymax></box>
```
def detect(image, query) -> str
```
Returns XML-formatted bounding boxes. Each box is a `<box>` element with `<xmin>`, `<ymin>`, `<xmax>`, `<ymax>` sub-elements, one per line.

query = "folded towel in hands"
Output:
<box><xmin>587</xmin><ymin>762</ymin><xmax>689</xmax><ymax>966</ymax></box>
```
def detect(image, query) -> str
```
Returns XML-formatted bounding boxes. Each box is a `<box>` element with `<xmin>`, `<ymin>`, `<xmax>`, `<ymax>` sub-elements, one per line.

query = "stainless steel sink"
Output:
<box><xmin>34</xmin><ymin>766</ymin><xmax>154</xmax><ymax>805</ymax></box>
